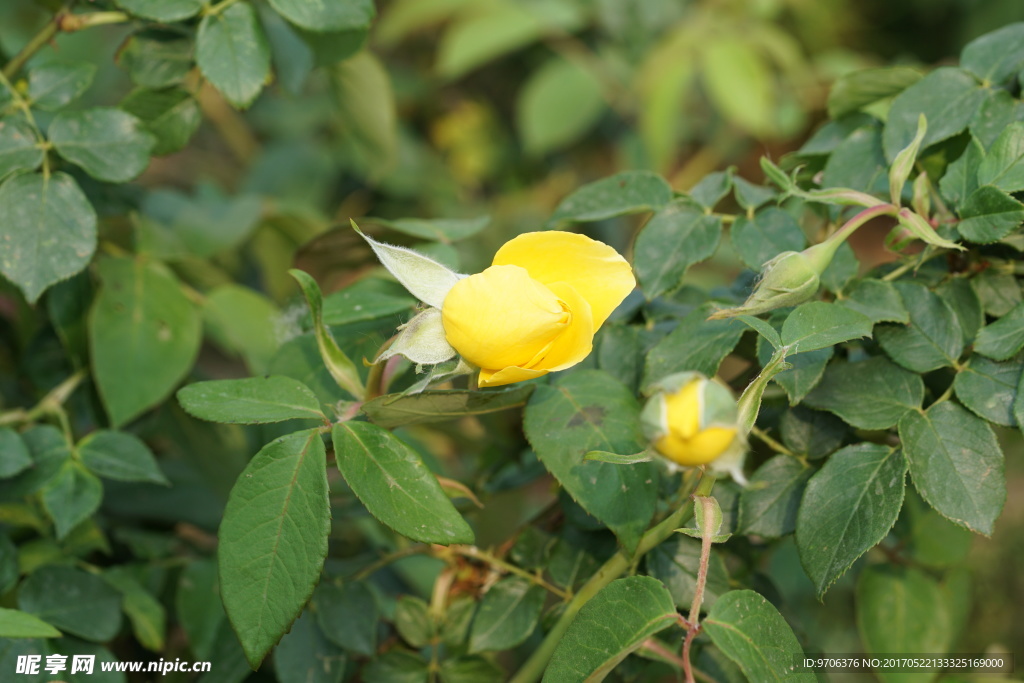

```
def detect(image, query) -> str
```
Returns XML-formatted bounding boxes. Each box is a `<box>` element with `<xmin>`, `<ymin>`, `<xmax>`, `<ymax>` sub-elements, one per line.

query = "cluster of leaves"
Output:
<box><xmin>1</xmin><ymin>2</ymin><xmax>1022</xmax><ymax>683</ymax></box>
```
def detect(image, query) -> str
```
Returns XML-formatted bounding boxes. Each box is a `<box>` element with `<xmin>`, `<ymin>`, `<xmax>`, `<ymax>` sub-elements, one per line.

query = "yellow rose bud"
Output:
<box><xmin>642</xmin><ymin>373</ymin><xmax>739</xmax><ymax>467</ymax></box>
<box><xmin>441</xmin><ymin>231</ymin><xmax>635</xmax><ymax>387</ymax></box>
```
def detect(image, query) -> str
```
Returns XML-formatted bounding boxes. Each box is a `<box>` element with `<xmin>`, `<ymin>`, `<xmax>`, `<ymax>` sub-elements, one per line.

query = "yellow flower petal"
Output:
<box><xmin>441</xmin><ymin>265</ymin><xmax>568</xmax><ymax>370</ymax></box>
<box><xmin>478</xmin><ymin>366</ymin><xmax>548</xmax><ymax>388</ymax></box>
<box><xmin>663</xmin><ymin>379</ymin><xmax>701</xmax><ymax>441</ymax></box>
<box><xmin>492</xmin><ymin>231</ymin><xmax>635</xmax><ymax>327</ymax></box>
<box><xmin>655</xmin><ymin>427</ymin><xmax>736</xmax><ymax>466</ymax></box>
<box><xmin>533</xmin><ymin>281</ymin><xmax>594</xmax><ymax>372</ymax></box>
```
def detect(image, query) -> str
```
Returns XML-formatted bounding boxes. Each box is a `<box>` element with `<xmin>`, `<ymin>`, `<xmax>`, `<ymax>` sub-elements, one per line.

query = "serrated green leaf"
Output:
<box><xmin>901</xmin><ymin>489</ymin><xmax>972</xmax><ymax>569</ymax></box>
<box><xmin>730</xmin><ymin>207</ymin><xmax>806</xmax><ymax>271</ymax></box>
<box><xmin>321</xmin><ymin>278</ymin><xmax>415</xmax><ymax>326</ymax></box>
<box><xmin>882</xmin><ymin>67</ymin><xmax>985</xmax><ymax>163</ymax></box>
<box><xmin>689</xmin><ymin>170</ymin><xmax>734</xmax><ymax>210</ymax></box>
<box><xmin>362</xmin><ymin>386</ymin><xmax>533</xmax><ymax>429</ymax></box>
<box><xmin>646</xmin><ymin>535</ymin><xmax>730</xmax><ymax>610</ymax></box>
<box><xmin>524</xmin><ymin>371</ymin><xmax>656</xmax><ymax>554</ymax></box>
<box><xmin>315</xmin><ymin>582</ymin><xmax>377</xmax><ymax>656</ymax></box>
<box><xmin>197</xmin><ymin>3</ymin><xmax>271</xmax><ymax>108</ymax></box>
<box><xmin>178</xmin><ymin>377</ymin><xmax>325</xmax><ymax>425</ymax></box>
<box><xmin>120</xmin><ymin>87</ymin><xmax>201</xmax><ymax>156</ymax></box>
<box><xmin>331</xmin><ymin>421</ymin><xmax>474</xmax><ymax>545</ymax></box>
<box><xmin>0</xmin><ymin>172</ymin><xmax>96</xmax><ymax>304</ymax></box>
<box><xmin>804</xmin><ymin>356</ymin><xmax>924</xmax><ymax>430</ymax></box>
<box><xmin>856</xmin><ymin>565</ymin><xmax>951</xmax><ymax>682</ymax></box>
<box><xmin>643</xmin><ymin>306</ymin><xmax>745</xmax><ymax>386</ymax></box>
<box><xmin>957</xmin><ymin>185</ymin><xmax>1024</xmax><ymax>243</ymax></box>
<box><xmin>974</xmin><ymin>302</ymin><xmax>1024</xmax><ymax>360</ymax></box>
<box><xmin>898</xmin><ymin>401</ymin><xmax>1005</xmax><ymax>535</ymax></box>
<box><xmin>0</xmin><ymin>117</ymin><xmax>43</xmax><ymax>180</ymax></box>
<box><xmin>103</xmin><ymin>567</ymin><xmax>166</xmax><ymax>652</ymax></box>
<box><xmin>116</xmin><ymin>0</ymin><xmax>203</xmax><ymax>22</ymax></box>
<box><xmin>822</xmin><ymin>123</ymin><xmax>887</xmax><ymax>198</ymax></box>
<box><xmin>0</xmin><ymin>425</ymin><xmax>71</xmax><ymax>501</ymax></box>
<box><xmin>27</xmin><ymin>62</ymin><xmax>95</xmax><ymax>111</ymax></box>
<box><xmin>0</xmin><ymin>608</ymin><xmax>62</xmax><ymax>638</ymax></box>
<box><xmin>973</xmin><ymin>269</ymin><xmax>1022</xmax><ymax>316</ymax></box>
<box><xmin>780</xmin><ymin>301</ymin><xmax>872</xmax><ymax>353</ymax></box>
<box><xmin>936</xmin><ymin>277</ymin><xmax>984</xmax><ymax>344</ymax></box>
<box><xmin>220</xmin><ymin>429</ymin><xmax>330</xmax><ymax>668</ymax></box>
<box><xmin>273</xmin><ymin>609</ymin><xmax>345</xmax><ymax>683</ymax></box>
<box><xmin>395</xmin><ymin>595</ymin><xmax>433</xmax><ymax>648</ymax></box>
<box><xmin>796</xmin><ymin>443</ymin><xmax>906</xmax><ymax>596</ymax></box>
<box><xmin>732</xmin><ymin>176</ymin><xmax>777</xmax><ymax>210</ymax></box>
<box><xmin>838</xmin><ymin>279</ymin><xmax>909</xmax><ymax>324</ymax></box>
<box><xmin>517</xmin><ymin>55</ymin><xmax>605</xmax><ymax>155</ymax></box>
<box><xmin>49</xmin><ymin>108</ymin><xmax>154</xmax><ymax>182</ymax></box>
<box><xmin>780</xmin><ymin>406</ymin><xmax>846</xmax><ymax>459</ymax></box>
<box><xmin>269</xmin><ymin>0</ymin><xmax>374</xmax><ymax>31</ymax></box>
<box><xmin>703</xmin><ymin>590</ymin><xmax>814</xmax><ymax>682</ymax></box>
<box><xmin>543</xmin><ymin>576</ymin><xmax>678</xmax><ymax>683</ymax></box>
<box><xmin>440</xmin><ymin>656</ymin><xmax>504</xmax><ymax>683</ymax></box>
<box><xmin>117</xmin><ymin>30</ymin><xmax>193</xmax><ymax>89</ymax></box>
<box><xmin>547</xmin><ymin>171</ymin><xmax>672</xmax><ymax>228</ymax></box>
<box><xmin>90</xmin><ymin>258</ymin><xmax>200</xmax><ymax>427</ymax></box>
<box><xmin>76</xmin><ymin>430</ymin><xmax>166</xmax><ymax>488</ymax></box>
<box><xmin>41</xmin><ymin>460</ymin><xmax>102</xmax><ymax>539</ymax></box>
<box><xmin>939</xmin><ymin>134</ymin><xmax>984</xmax><ymax>207</ymax></box>
<box><xmin>976</xmin><ymin>121</ymin><xmax>1024</xmax><ymax>192</ymax></box>
<box><xmin>364</xmin><ymin>651</ymin><xmax>429</xmax><ymax>683</ymax></box>
<box><xmin>175</xmin><ymin>559</ymin><xmax>221</xmax><ymax>661</ymax></box>
<box><xmin>468</xmin><ymin>577</ymin><xmax>545</xmax><ymax>653</ymax></box>
<box><xmin>960</xmin><ymin>22</ymin><xmax>1024</xmax><ymax>84</ymax></box>
<box><xmin>876</xmin><ymin>281</ymin><xmax>963</xmax><ymax>372</ymax></box>
<box><xmin>953</xmin><ymin>356</ymin><xmax>1021</xmax><ymax>426</ymax></box>
<box><xmin>18</xmin><ymin>566</ymin><xmax>122</xmax><ymax>642</ymax></box>
<box><xmin>634</xmin><ymin>202</ymin><xmax>721</xmax><ymax>299</ymax></box>
<box><xmin>827</xmin><ymin>66</ymin><xmax>922</xmax><ymax>118</ymax></box>
<box><xmin>739</xmin><ymin>315</ymin><xmax>783</xmax><ymax>349</ymax></box>
<box><xmin>740</xmin><ymin>456</ymin><xmax>812</xmax><ymax>538</ymax></box>
<box><xmin>0</xmin><ymin>428</ymin><xmax>32</xmax><ymax>478</ymax></box>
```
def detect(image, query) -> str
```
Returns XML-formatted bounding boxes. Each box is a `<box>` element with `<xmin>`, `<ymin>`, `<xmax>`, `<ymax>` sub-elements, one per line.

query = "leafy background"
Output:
<box><xmin>1</xmin><ymin>0</ymin><xmax>1023</xmax><ymax>681</ymax></box>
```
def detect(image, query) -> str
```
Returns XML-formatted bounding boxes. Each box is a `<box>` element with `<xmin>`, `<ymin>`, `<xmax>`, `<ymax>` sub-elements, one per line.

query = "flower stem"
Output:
<box><xmin>447</xmin><ymin>545</ymin><xmax>571</xmax><ymax>600</ymax></box>
<box><xmin>682</xmin><ymin>491</ymin><xmax>718</xmax><ymax>683</ymax></box>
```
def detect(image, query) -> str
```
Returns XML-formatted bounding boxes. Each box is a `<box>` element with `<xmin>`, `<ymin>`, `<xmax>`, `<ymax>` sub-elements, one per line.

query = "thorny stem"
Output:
<box><xmin>683</xmin><ymin>492</ymin><xmax>718</xmax><ymax>683</ymax></box>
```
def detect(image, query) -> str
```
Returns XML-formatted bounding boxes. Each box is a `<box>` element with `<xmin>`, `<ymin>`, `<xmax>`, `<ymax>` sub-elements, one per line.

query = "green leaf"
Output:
<box><xmin>976</xmin><ymin>121</ymin><xmax>1024</xmax><ymax>192</ymax></box>
<box><xmin>732</xmin><ymin>176</ymin><xmax>777</xmax><ymax>211</ymax></box>
<box><xmin>468</xmin><ymin>577</ymin><xmax>546</xmax><ymax>653</ymax></box>
<box><xmin>103</xmin><ymin>568</ymin><xmax>166</xmax><ymax>652</ymax></box>
<box><xmin>804</xmin><ymin>356</ymin><xmax>924</xmax><ymax>430</ymax></box>
<box><xmin>370</xmin><ymin>215</ymin><xmax>489</xmax><ymax>243</ymax></box>
<box><xmin>960</xmin><ymin>22</ymin><xmax>1024</xmax><ymax>84</ymax></box>
<box><xmin>41</xmin><ymin>460</ymin><xmax>103</xmax><ymax>539</ymax></box>
<box><xmin>838</xmin><ymin>279</ymin><xmax>909</xmax><ymax>324</ymax></box>
<box><xmin>796</xmin><ymin>443</ymin><xmax>906</xmax><ymax>596</ymax></box>
<box><xmin>690</xmin><ymin>170</ymin><xmax>735</xmax><ymax>210</ymax></box>
<box><xmin>77</xmin><ymin>430</ymin><xmax>169</xmax><ymax>485</ymax></box>
<box><xmin>175</xmin><ymin>560</ymin><xmax>222</xmax><ymax>661</ymax></box>
<box><xmin>876</xmin><ymin>282</ymin><xmax>963</xmax><ymax>373</ymax></box>
<box><xmin>0</xmin><ymin>171</ymin><xmax>96</xmax><ymax>304</ymax></box>
<box><xmin>703</xmin><ymin>590</ymin><xmax>814</xmax><ymax>682</ymax></box>
<box><xmin>142</xmin><ymin>184</ymin><xmax>263</xmax><ymax>258</ymax></box>
<box><xmin>219</xmin><ymin>429</ymin><xmax>330</xmax><ymax>668</ymax></box>
<box><xmin>202</xmin><ymin>284</ymin><xmax>281</xmax><ymax>374</ymax></box>
<box><xmin>646</xmin><ymin>536</ymin><xmax>730</xmax><ymax>609</ymax></box>
<box><xmin>882</xmin><ymin>67</ymin><xmax>985</xmax><ymax>163</ymax></box>
<box><xmin>547</xmin><ymin>171</ymin><xmax>672</xmax><ymax>228</ymax></box>
<box><xmin>117</xmin><ymin>30</ymin><xmax>194</xmax><ymax>89</ymax></box>
<box><xmin>957</xmin><ymin>185</ymin><xmax>1024</xmax><ymax>243</ymax></box>
<box><xmin>634</xmin><ymin>202</ymin><xmax>721</xmax><ymax>300</ymax></box>
<box><xmin>18</xmin><ymin>566</ymin><xmax>122</xmax><ymax>642</ymax></box>
<box><xmin>889</xmin><ymin>114</ymin><xmax>928</xmax><ymax>203</ymax></box>
<box><xmin>0</xmin><ymin>428</ymin><xmax>32</xmax><ymax>478</ymax></box>
<box><xmin>0</xmin><ymin>117</ymin><xmax>43</xmax><ymax>180</ymax></box>
<box><xmin>331</xmin><ymin>52</ymin><xmax>398</xmax><ymax>175</ymax></box>
<box><xmin>780</xmin><ymin>301</ymin><xmax>873</xmax><ymax>353</ymax></box>
<box><xmin>740</xmin><ymin>456</ymin><xmax>813</xmax><ymax>538</ymax></box>
<box><xmin>517</xmin><ymin>55</ymin><xmax>605</xmax><ymax>155</ymax></box>
<box><xmin>0</xmin><ymin>608</ymin><xmax>62</xmax><ymax>638</ymax></box>
<box><xmin>543</xmin><ymin>576</ymin><xmax>678</xmax><ymax>683</ymax></box>
<box><xmin>730</xmin><ymin>208</ymin><xmax>806</xmax><ymax>271</ymax></box>
<box><xmin>827</xmin><ymin>66</ymin><xmax>922</xmax><ymax>118</ymax></box>
<box><xmin>819</xmin><ymin>240</ymin><xmax>860</xmax><ymax>293</ymax></box>
<box><xmin>973</xmin><ymin>269</ymin><xmax>1022</xmax><ymax>316</ymax></box>
<box><xmin>901</xmin><ymin>489</ymin><xmax>973</xmax><ymax>569</ymax></box>
<box><xmin>700</xmin><ymin>38</ymin><xmax>774</xmax><ymax>137</ymax></box>
<box><xmin>1016</xmin><ymin>367</ymin><xmax>1024</xmax><ymax>432</ymax></box>
<box><xmin>90</xmin><ymin>258</ymin><xmax>201</xmax><ymax>427</ymax></box>
<box><xmin>856</xmin><ymin>565</ymin><xmax>951</xmax><ymax>681</ymax></box>
<box><xmin>362</xmin><ymin>386</ymin><xmax>533</xmax><ymax>429</ymax></box>
<box><xmin>953</xmin><ymin>356</ymin><xmax>1022</xmax><ymax>426</ymax></box>
<box><xmin>331</xmin><ymin>421</ymin><xmax>474</xmax><ymax>545</ymax></box>
<box><xmin>321</xmin><ymin>278</ymin><xmax>415</xmax><ymax>326</ymax></box>
<box><xmin>116</xmin><ymin>0</ymin><xmax>204</xmax><ymax>22</ymax></box>
<box><xmin>197</xmin><ymin>3</ymin><xmax>271</xmax><ymax>108</ymax></box>
<box><xmin>974</xmin><ymin>302</ymin><xmax>1024</xmax><ymax>360</ymax></box>
<box><xmin>643</xmin><ymin>306</ymin><xmax>745</xmax><ymax>387</ymax></box>
<box><xmin>440</xmin><ymin>656</ymin><xmax>504</xmax><ymax>683</ymax></box>
<box><xmin>364</xmin><ymin>651</ymin><xmax>429</xmax><ymax>683</ymax></box>
<box><xmin>583</xmin><ymin>450</ymin><xmax>653</xmax><ymax>465</ymax></box>
<box><xmin>49</xmin><ymin>108</ymin><xmax>154</xmax><ymax>182</ymax></box>
<box><xmin>939</xmin><ymin>135</ymin><xmax>984</xmax><ymax>207</ymax></box>
<box><xmin>290</xmin><ymin>269</ymin><xmax>364</xmax><ymax>399</ymax></box>
<box><xmin>0</xmin><ymin>425</ymin><xmax>71</xmax><ymax>500</ymax></box>
<box><xmin>27</xmin><ymin>62</ymin><xmax>95</xmax><ymax>111</ymax></box>
<box><xmin>971</xmin><ymin>89</ymin><xmax>1023</xmax><ymax>148</ymax></box>
<box><xmin>178</xmin><ymin>377</ymin><xmax>325</xmax><ymax>425</ymax></box>
<box><xmin>898</xmin><ymin>401</ymin><xmax>1005</xmax><ymax>535</ymax></box>
<box><xmin>935</xmin><ymin>277</ymin><xmax>984</xmax><ymax>344</ymax></box>
<box><xmin>781</xmin><ymin>406</ymin><xmax>847</xmax><ymax>459</ymax></box>
<box><xmin>739</xmin><ymin>315</ymin><xmax>783</xmax><ymax>350</ymax></box>
<box><xmin>315</xmin><ymin>582</ymin><xmax>378</xmax><ymax>656</ymax></box>
<box><xmin>524</xmin><ymin>371</ymin><xmax>656</xmax><ymax>554</ymax></box>
<box><xmin>395</xmin><ymin>595</ymin><xmax>433</xmax><ymax>648</ymax></box>
<box><xmin>120</xmin><ymin>88</ymin><xmax>201</xmax><ymax>156</ymax></box>
<box><xmin>273</xmin><ymin>610</ymin><xmax>345</xmax><ymax>683</ymax></box>
<box><xmin>269</xmin><ymin>0</ymin><xmax>374</xmax><ymax>31</ymax></box>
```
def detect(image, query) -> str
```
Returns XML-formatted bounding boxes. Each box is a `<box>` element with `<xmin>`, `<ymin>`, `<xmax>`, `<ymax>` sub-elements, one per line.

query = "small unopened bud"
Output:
<box><xmin>709</xmin><ymin>243</ymin><xmax>833</xmax><ymax>319</ymax></box>
<box><xmin>641</xmin><ymin>372</ymin><xmax>740</xmax><ymax>467</ymax></box>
